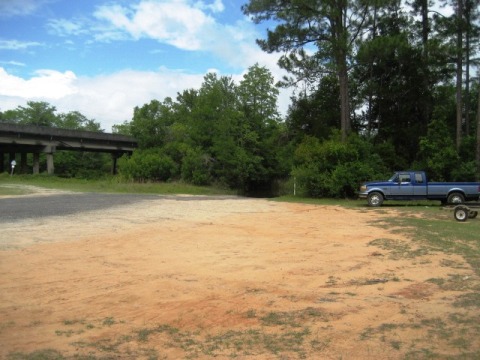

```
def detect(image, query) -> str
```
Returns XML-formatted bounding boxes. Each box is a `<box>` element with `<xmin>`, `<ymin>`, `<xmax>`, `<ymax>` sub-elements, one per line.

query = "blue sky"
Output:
<box><xmin>0</xmin><ymin>0</ymin><xmax>288</xmax><ymax>131</ymax></box>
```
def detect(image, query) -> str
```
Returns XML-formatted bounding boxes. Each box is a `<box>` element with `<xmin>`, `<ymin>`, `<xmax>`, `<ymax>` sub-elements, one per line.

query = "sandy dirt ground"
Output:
<box><xmin>0</xmin><ymin>187</ymin><xmax>479</xmax><ymax>359</ymax></box>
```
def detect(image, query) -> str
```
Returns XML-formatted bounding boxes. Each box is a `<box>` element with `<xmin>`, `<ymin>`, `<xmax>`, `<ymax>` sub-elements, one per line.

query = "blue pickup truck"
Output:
<box><xmin>359</xmin><ymin>171</ymin><xmax>480</xmax><ymax>206</ymax></box>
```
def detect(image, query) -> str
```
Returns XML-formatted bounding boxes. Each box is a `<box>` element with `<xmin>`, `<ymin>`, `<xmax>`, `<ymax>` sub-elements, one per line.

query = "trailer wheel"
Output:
<box><xmin>367</xmin><ymin>192</ymin><xmax>384</xmax><ymax>207</ymax></box>
<box><xmin>447</xmin><ymin>192</ymin><xmax>465</xmax><ymax>204</ymax></box>
<box><xmin>454</xmin><ymin>206</ymin><xmax>469</xmax><ymax>222</ymax></box>
<box><xmin>469</xmin><ymin>211</ymin><xmax>478</xmax><ymax>219</ymax></box>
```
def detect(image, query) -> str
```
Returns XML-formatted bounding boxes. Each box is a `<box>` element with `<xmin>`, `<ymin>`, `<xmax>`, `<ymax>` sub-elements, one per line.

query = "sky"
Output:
<box><xmin>0</xmin><ymin>0</ymin><xmax>289</xmax><ymax>132</ymax></box>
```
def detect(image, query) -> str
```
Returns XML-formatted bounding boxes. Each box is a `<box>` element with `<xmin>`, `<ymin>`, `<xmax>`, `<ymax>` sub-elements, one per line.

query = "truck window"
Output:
<box><xmin>414</xmin><ymin>173</ymin><xmax>424</xmax><ymax>183</ymax></box>
<box><xmin>399</xmin><ymin>174</ymin><xmax>411</xmax><ymax>183</ymax></box>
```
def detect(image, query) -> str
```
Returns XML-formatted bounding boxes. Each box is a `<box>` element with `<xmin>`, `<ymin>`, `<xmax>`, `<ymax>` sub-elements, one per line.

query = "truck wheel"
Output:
<box><xmin>367</xmin><ymin>192</ymin><xmax>384</xmax><ymax>207</ymax></box>
<box><xmin>454</xmin><ymin>206</ymin><xmax>469</xmax><ymax>222</ymax></box>
<box><xmin>447</xmin><ymin>192</ymin><xmax>465</xmax><ymax>204</ymax></box>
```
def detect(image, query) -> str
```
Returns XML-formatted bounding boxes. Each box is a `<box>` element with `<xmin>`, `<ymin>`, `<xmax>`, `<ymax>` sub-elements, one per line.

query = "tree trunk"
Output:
<box><xmin>455</xmin><ymin>0</ymin><xmax>463</xmax><ymax>151</ymax></box>
<box><xmin>339</xmin><ymin>60</ymin><xmax>350</xmax><ymax>142</ymax></box>
<box><xmin>336</xmin><ymin>3</ymin><xmax>350</xmax><ymax>142</ymax></box>
<box><xmin>420</xmin><ymin>0</ymin><xmax>431</xmax><ymax>135</ymax></box>
<box><xmin>475</xmin><ymin>84</ymin><xmax>480</xmax><ymax>180</ymax></box>
<box><xmin>464</xmin><ymin>0</ymin><xmax>472</xmax><ymax>135</ymax></box>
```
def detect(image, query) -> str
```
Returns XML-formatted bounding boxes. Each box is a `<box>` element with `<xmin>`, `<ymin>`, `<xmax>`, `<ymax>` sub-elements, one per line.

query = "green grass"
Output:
<box><xmin>374</xmin><ymin>207</ymin><xmax>480</xmax><ymax>275</ymax></box>
<box><xmin>362</xmin><ymin>205</ymin><xmax>480</xmax><ymax>358</ymax></box>
<box><xmin>276</xmin><ymin>193</ymin><xmax>442</xmax><ymax>206</ymax></box>
<box><xmin>0</xmin><ymin>173</ymin><xmax>236</xmax><ymax>196</ymax></box>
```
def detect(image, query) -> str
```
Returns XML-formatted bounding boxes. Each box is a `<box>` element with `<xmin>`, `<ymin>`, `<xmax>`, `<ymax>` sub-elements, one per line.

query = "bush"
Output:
<box><xmin>118</xmin><ymin>148</ymin><xmax>178</xmax><ymax>182</ymax></box>
<box><xmin>292</xmin><ymin>134</ymin><xmax>387</xmax><ymax>198</ymax></box>
<box><xmin>181</xmin><ymin>148</ymin><xmax>213</xmax><ymax>186</ymax></box>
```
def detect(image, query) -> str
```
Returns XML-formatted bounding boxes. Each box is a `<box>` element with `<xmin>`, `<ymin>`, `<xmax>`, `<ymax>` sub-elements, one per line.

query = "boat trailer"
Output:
<box><xmin>452</xmin><ymin>203</ymin><xmax>480</xmax><ymax>222</ymax></box>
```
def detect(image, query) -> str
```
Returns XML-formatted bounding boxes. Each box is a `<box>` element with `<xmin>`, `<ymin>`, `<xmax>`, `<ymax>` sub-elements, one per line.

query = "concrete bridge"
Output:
<box><xmin>0</xmin><ymin>123</ymin><xmax>137</xmax><ymax>175</ymax></box>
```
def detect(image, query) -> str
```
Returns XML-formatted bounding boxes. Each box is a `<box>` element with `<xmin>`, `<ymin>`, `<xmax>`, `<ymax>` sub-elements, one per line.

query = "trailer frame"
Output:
<box><xmin>452</xmin><ymin>203</ymin><xmax>480</xmax><ymax>222</ymax></box>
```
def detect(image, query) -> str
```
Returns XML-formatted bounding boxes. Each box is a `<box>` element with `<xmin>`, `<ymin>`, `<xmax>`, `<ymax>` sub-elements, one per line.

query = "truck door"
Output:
<box><xmin>413</xmin><ymin>172</ymin><xmax>427</xmax><ymax>197</ymax></box>
<box><xmin>395</xmin><ymin>172</ymin><xmax>414</xmax><ymax>197</ymax></box>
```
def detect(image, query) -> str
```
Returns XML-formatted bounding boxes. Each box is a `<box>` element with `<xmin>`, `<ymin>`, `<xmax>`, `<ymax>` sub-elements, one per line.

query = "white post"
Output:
<box><xmin>10</xmin><ymin>160</ymin><xmax>16</xmax><ymax>176</ymax></box>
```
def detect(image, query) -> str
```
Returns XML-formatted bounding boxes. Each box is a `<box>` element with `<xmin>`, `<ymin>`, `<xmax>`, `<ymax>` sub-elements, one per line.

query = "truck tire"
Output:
<box><xmin>447</xmin><ymin>192</ymin><xmax>465</xmax><ymax>204</ymax></box>
<box><xmin>469</xmin><ymin>211</ymin><xmax>478</xmax><ymax>219</ymax></box>
<box><xmin>454</xmin><ymin>206</ymin><xmax>469</xmax><ymax>222</ymax></box>
<box><xmin>367</xmin><ymin>192</ymin><xmax>384</xmax><ymax>207</ymax></box>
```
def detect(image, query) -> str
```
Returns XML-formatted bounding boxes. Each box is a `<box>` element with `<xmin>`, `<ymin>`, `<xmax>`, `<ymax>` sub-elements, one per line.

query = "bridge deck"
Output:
<box><xmin>0</xmin><ymin>123</ymin><xmax>137</xmax><ymax>153</ymax></box>
<box><xmin>0</xmin><ymin>123</ymin><xmax>138</xmax><ymax>174</ymax></box>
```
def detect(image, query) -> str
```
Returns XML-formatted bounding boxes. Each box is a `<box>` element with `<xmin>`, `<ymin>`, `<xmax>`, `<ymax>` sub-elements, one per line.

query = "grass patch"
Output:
<box><xmin>0</xmin><ymin>173</ymin><xmax>236</xmax><ymax>196</ymax></box>
<box><xmin>0</xmin><ymin>184</ymin><xmax>30</xmax><ymax>196</ymax></box>
<box><xmin>368</xmin><ymin>238</ymin><xmax>429</xmax><ymax>260</ymax></box>
<box><xmin>373</xmin><ymin>208</ymin><xmax>480</xmax><ymax>275</ymax></box>
<box><xmin>6</xmin><ymin>349</ymin><xmax>66</xmax><ymax>360</ymax></box>
<box><xmin>364</xmin><ymin>206</ymin><xmax>480</xmax><ymax>357</ymax></box>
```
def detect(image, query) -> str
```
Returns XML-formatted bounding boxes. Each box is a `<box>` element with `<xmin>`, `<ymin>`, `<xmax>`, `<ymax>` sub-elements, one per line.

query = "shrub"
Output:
<box><xmin>118</xmin><ymin>148</ymin><xmax>178</xmax><ymax>182</ymax></box>
<box><xmin>292</xmin><ymin>134</ymin><xmax>387</xmax><ymax>198</ymax></box>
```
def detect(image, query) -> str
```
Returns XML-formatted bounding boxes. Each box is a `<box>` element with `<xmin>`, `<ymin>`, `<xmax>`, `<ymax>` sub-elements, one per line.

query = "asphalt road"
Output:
<box><xmin>0</xmin><ymin>193</ymin><xmax>161</xmax><ymax>222</ymax></box>
<box><xmin>0</xmin><ymin>193</ymin><xmax>241</xmax><ymax>223</ymax></box>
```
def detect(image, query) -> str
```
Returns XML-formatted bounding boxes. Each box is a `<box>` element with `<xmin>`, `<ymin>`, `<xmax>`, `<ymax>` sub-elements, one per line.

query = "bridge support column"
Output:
<box><xmin>111</xmin><ymin>153</ymin><xmax>120</xmax><ymax>175</ymax></box>
<box><xmin>20</xmin><ymin>153</ymin><xmax>28</xmax><ymax>173</ymax></box>
<box><xmin>33</xmin><ymin>153</ymin><xmax>40</xmax><ymax>174</ymax></box>
<box><xmin>44</xmin><ymin>146</ymin><xmax>55</xmax><ymax>175</ymax></box>
<box><xmin>46</xmin><ymin>153</ymin><xmax>54</xmax><ymax>174</ymax></box>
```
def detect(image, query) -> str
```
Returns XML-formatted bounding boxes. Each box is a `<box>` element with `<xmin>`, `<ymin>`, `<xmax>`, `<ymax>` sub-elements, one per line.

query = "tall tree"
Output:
<box><xmin>238</xmin><ymin>63</ymin><xmax>280</xmax><ymax>126</ymax></box>
<box><xmin>14</xmin><ymin>101</ymin><xmax>58</xmax><ymax>127</ymax></box>
<box><xmin>463</xmin><ymin>0</ymin><xmax>480</xmax><ymax>134</ymax></box>
<box><xmin>57</xmin><ymin>111</ymin><xmax>103</xmax><ymax>131</ymax></box>
<box><xmin>476</xmin><ymin>84</ymin><xmax>480</xmax><ymax>179</ymax></box>
<box><xmin>130</xmin><ymin>99</ymin><xmax>175</xmax><ymax>149</ymax></box>
<box><xmin>455</xmin><ymin>0</ymin><xmax>464</xmax><ymax>150</ymax></box>
<box><xmin>353</xmin><ymin>1</ymin><xmax>433</xmax><ymax>165</ymax></box>
<box><xmin>286</xmin><ymin>74</ymin><xmax>340</xmax><ymax>141</ymax></box>
<box><xmin>242</xmin><ymin>0</ymin><xmax>370</xmax><ymax>141</ymax></box>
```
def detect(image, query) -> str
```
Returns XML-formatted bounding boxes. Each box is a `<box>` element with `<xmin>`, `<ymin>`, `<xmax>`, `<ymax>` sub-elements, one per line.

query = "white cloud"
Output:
<box><xmin>0</xmin><ymin>60</ymin><xmax>26</xmax><ymax>67</ymax></box>
<box><xmin>89</xmin><ymin>0</ymin><xmax>283</xmax><ymax>74</ymax></box>
<box><xmin>0</xmin><ymin>0</ymin><xmax>50</xmax><ymax>17</ymax></box>
<box><xmin>0</xmin><ymin>68</ymin><xmax>77</xmax><ymax>99</ymax></box>
<box><xmin>47</xmin><ymin>18</ymin><xmax>89</xmax><ymax>37</ymax></box>
<box><xmin>93</xmin><ymin>0</ymin><xmax>216</xmax><ymax>50</ymax></box>
<box><xmin>194</xmin><ymin>0</ymin><xmax>224</xmax><ymax>13</ymax></box>
<box><xmin>0</xmin><ymin>39</ymin><xmax>43</xmax><ymax>50</ymax></box>
<box><xmin>0</xmin><ymin>66</ymin><xmax>205</xmax><ymax>131</ymax></box>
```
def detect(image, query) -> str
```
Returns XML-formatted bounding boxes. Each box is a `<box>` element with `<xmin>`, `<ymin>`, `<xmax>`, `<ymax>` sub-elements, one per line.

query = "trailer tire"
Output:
<box><xmin>367</xmin><ymin>192</ymin><xmax>384</xmax><ymax>207</ymax></box>
<box><xmin>454</xmin><ymin>206</ymin><xmax>469</xmax><ymax>222</ymax></box>
<box><xmin>447</xmin><ymin>192</ymin><xmax>465</xmax><ymax>204</ymax></box>
<box><xmin>469</xmin><ymin>211</ymin><xmax>478</xmax><ymax>219</ymax></box>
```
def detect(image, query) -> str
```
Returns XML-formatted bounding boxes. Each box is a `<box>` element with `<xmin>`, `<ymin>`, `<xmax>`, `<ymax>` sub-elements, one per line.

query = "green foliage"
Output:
<box><xmin>112</xmin><ymin>120</ymin><xmax>132</xmax><ymax>135</ymax></box>
<box><xmin>292</xmin><ymin>134</ymin><xmax>387</xmax><ymax>198</ymax></box>
<box><xmin>118</xmin><ymin>68</ymin><xmax>287</xmax><ymax>195</ymax></box>
<box><xmin>130</xmin><ymin>99</ymin><xmax>175</xmax><ymax>149</ymax></box>
<box><xmin>118</xmin><ymin>148</ymin><xmax>178</xmax><ymax>182</ymax></box>
<box><xmin>418</xmin><ymin>106</ymin><xmax>460</xmax><ymax>181</ymax></box>
<box><xmin>16</xmin><ymin>101</ymin><xmax>58</xmax><ymax>127</ymax></box>
<box><xmin>181</xmin><ymin>148</ymin><xmax>213</xmax><ymax>186</ymax></box>
<box><xmin>286</xmin><ymin>75</ymin><xmax>340</xmax><ymax>142</ymax></box>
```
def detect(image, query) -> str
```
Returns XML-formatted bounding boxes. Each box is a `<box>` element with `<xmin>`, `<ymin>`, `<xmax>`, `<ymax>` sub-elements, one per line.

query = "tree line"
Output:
<box><xmin>1</xmin><ymin>0</ymin><xmax>480</xmax><ymax>198</ymax></box>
